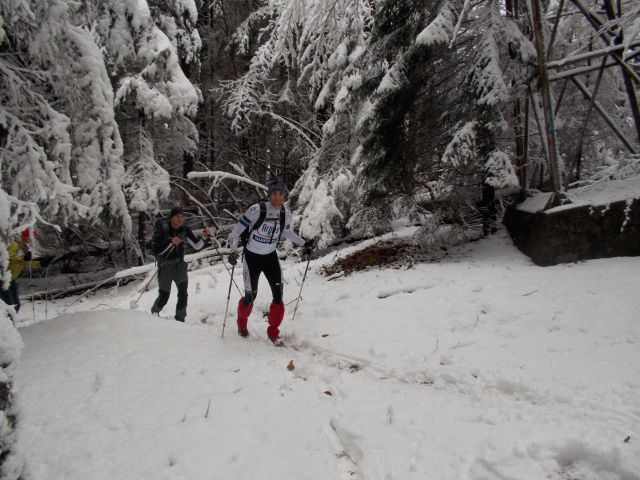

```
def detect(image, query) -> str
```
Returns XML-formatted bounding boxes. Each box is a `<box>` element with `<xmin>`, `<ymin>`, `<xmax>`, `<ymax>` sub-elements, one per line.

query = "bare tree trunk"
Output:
<box><xmin>183</xmin><ymin>151</ymin><xmax>194</xmax><ymax>178</ymax></box>
<box><xmin>531</xmin><ymin>0</ymin><xmax>563</xmax><ymax>192</ymax></box>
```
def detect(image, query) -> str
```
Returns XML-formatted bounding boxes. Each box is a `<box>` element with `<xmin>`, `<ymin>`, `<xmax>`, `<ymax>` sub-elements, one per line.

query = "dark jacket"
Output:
<box><xmin>152</xmin><ymin>220</ymin><xmax>207</xmax><ymax>262</ymax></box>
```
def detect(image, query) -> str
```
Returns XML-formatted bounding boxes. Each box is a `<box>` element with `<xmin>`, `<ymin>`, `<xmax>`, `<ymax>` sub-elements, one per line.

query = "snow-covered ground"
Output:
<box><xmin>13</xmin><ymin>228</ymin><xmax>640</xmax><ymax>480</ymax></box>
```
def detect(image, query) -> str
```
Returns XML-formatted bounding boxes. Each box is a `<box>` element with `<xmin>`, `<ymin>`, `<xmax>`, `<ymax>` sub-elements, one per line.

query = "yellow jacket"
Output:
<box><xmin>7</xmin><ymin>241</ymin><xmax>41</xmax><ymax>280</ymax></box>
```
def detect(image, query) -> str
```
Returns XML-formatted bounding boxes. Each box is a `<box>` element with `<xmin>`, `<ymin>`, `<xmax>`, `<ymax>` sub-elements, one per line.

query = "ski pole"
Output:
<box><xmin>221</xmin><ymin>263</ymin><xmax>236</xmax><ymax>338</ymax></box>
<box><xmin>209</xmin><ymin>235</ymin><xmax>243</xmax><ymax>296</ymax></box>
<box><xmin>29</xmin><ymin>264</ymin><xmax>36</xmax><ymax>324</ymax></box>
<box><xmin>290</xmin><ymin>255</ymin><xmax>311</xmax><ymax>322</ymax></box>
<box><xmin>44</xmin><ymin>265</ymin><xmax>48</xmax><ymax>322</ymax></box>
<box><xmin>214</xmin><ymin>246</ymin><xmax>243</xmax><ymax>296</ymax></box>
<box><xmin>130</xmin><ymin>268</ymin><xmax>158</xmax><ymax>308</ymax></box>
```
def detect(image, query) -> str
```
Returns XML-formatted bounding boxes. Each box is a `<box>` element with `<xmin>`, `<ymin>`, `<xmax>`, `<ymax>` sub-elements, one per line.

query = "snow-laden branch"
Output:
<box><xmin>187</xmin><ymin>171</ymin><xmax>267</xmax><ymax>191</ymax></box>
<box><xmin>114</xmin><ymin>247</ymin><xmax>232</xmax><ymax>280</ymax></box>
<box><xmin>262</xmin><ymin>110</ymin><xmax>320</xmax><ymax>150</ymax></box>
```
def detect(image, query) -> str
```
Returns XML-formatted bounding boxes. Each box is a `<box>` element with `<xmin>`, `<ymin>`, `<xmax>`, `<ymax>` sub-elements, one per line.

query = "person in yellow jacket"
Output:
<box><xmin>2</xmin><ymin>229</ymin><xmax>40</xmax><ymax>312</ymax></box>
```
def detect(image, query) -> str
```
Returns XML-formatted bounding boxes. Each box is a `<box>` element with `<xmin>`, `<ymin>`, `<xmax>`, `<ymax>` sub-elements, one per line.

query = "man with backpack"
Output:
<box><xmin>227</xmin><ymin>178</ymin><xmax>318</xmax><ymax>344</ymax></box>
<box><xmin>151</xmin><ymin>206</ymin><xmax>212</xmax><ymax>322</ymax></box>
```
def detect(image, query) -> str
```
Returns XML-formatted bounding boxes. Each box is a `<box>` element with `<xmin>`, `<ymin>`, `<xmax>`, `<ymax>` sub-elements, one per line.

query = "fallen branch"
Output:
<box><xmin>187</xmin><ymin>171</ymin><xmax>267</xmax><ymax>191</ymax></box>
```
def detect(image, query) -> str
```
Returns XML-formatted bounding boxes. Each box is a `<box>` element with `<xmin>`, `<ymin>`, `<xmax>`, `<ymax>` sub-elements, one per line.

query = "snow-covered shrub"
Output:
<box><xmin>0</xmin><ymin>306</ymin><xmax>24</xmax><ymax>480</ymax></box>
<box><xmin>346</xmin><ymin>206</ymin><xmax>392</xmax><ymax>239</ymax></box>
<box><xmin>574</xmin><ymin>152</ymin><xmax>640</xmax><ymax>187</ymax></box>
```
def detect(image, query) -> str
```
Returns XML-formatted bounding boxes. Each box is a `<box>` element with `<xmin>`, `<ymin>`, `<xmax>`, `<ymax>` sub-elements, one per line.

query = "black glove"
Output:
<box><xmin>228</xmin><ymin>252</ymin><xmax>238</xmax><ymax>266</ymax></box>
<box><xmin>302</xmin><ymin>238</ymin><xmax>317</xmax><ymax>256</ymax></box>
<box><xmin>23</xmin><ymin>251</ymin><xmax>32</xmax><ymax>261</ymax></box>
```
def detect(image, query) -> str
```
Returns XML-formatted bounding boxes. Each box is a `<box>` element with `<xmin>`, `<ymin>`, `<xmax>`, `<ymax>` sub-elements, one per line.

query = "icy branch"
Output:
<box><xmin>187</xmin><ymin>171</ymin><xmax>267</xmax><ymax>191</ymax></box>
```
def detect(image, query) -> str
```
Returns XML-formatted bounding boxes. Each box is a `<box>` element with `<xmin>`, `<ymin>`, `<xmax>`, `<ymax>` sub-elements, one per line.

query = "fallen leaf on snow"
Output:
<box><xmin>287</xmin><ymin>360</ymin><xmax>295</xmax><ymax>371</ymax></box>
<box><xmin>323</xmin><ymin>390</ymin><xmax>332</xmax><ymax>396</ymax></box>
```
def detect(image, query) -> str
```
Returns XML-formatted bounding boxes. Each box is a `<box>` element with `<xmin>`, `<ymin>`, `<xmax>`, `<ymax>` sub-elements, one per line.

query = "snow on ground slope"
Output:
<box><xmin>14</xmin><ymin>230</ymin><xmax>640</xmax><ymax>480</ymax></box>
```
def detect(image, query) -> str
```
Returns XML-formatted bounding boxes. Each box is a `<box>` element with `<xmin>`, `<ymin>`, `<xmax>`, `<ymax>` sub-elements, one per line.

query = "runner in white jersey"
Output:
<box><xmin>227</xmin><ymin>178</ymin><xmax>318</xmax><ymax>343</ymax></box>
<box><xmin>228</xmin><ymin>200</ymin><xmax>305</xmax><ymax>255</ymax></box>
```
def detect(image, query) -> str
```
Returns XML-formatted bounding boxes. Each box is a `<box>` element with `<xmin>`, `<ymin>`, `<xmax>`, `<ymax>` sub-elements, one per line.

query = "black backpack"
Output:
<box><xmin>239</xmin><ymin>202</ymin><xmax>286</xmax><ymax>247</ymax></box>
<box><xmin>150</xmin><ymin>218</ymin><xmax>185</xmax><ymax>256</ymax></box>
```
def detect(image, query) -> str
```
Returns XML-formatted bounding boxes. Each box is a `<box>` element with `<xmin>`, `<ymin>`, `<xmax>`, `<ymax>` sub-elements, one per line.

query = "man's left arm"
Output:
<box><xmin>282</xmin><ymin>209</ymin><xmax>307</xmax><ymax>247</ymax></box>
<box><xmin>185</xmin><ymin>227</ymin><xmax>210</xmax><ymax>251</ymax></box>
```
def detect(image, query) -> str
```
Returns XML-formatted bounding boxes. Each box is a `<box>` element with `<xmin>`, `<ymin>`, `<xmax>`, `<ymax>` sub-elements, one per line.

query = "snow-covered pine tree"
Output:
<box><xmin>29</xmin><ymin>1</ymin><xmax>132</xmax><ymax>231</ymax></box>
<box><xmin>457</xmin><ymin>3</ymin><xmax>528</xmax><ymax>189</ymax></box>
<box><xmin>219</xmin><ymin>0</ymin><xmax>375</xmax><ymax>245</ymax></box>
<box><xmin>220</xmin><ymin>0</ymin><xmax>639</xmax><ymax>243</ymax></box>
<box><xmin>1</xmin><ymin>1</ymin><xmax>123</xmax><ymax>233</ymax></box>
<box><xmin>101</xmin><ymin>0</ymin><xmax>202</xmax><ymax>216</ymax></box>
<box><xmin>0</xmin><ymin>3</ymin><xmax>93</xmax><ymax>476</ymax></box>
<box><xmin>352</xmin><ymin>0</ymin><xmax>470</xmax><ymax>232</ymax></box>
<box><xmin>425</xmin><ymin>1</ymin><xmax>529</xmax><ymax>234</ymax></box>
<box><xmin>1</xmin><ymin>0</ymin><xmax>138</xmax><ymax>283</ymax></box>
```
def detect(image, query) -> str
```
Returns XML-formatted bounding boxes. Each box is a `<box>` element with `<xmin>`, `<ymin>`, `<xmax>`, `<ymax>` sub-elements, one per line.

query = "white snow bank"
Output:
<box><xmin>0</xmin><ymin>306</ymin><xmax>22</xmax><ymax>367</ymax></box>
<box><xmin>13</xmin><ymin>231</ymin><xmax>640</xmax><ymax>479</ymax></box>
<box><xmin>568</xmin><ymin>176</ymin><xmax>640</xmax><ymax>206</ymax></box>
<box><xmin>518</xmin><ymin>192</ymin><xmax>555</xmax><ymax>213</ymax></box>
<box><xmin>547</xmin><ymin>176</ymin><xmax>640</xmax><ymax>214</ymax></box>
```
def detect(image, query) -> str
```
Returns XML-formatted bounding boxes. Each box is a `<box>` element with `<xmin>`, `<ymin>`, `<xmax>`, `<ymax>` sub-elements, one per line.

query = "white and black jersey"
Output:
<box><xmin>228</xmin><ymin>203</ymin><xmax>306</xmax><ymax>255</ymax></box>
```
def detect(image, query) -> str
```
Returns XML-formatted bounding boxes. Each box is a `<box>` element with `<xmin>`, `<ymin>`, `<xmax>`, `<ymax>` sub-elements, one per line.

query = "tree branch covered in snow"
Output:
<box><xmin>187</xmin><ymin>171</ymin><xmax>267</xmax><ymax>191</ymax></box>
<box><xmin>0</xmin><ymin>0</ymin><xmax>204</xmax><ymax>283</ymax></box>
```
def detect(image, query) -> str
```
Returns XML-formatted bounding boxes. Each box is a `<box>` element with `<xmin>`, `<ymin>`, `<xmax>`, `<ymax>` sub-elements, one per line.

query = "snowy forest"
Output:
<box><xmin>1</xmin><ymin>0</ymin><xmax>639</xmax><ymax>479</ymax></box>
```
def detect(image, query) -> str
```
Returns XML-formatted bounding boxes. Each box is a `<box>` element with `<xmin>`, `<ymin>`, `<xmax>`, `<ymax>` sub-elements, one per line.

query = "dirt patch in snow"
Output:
<box><xmin>320</xmin><ymin>239</ymin><xmax>464</xmax><ymax>276</ymax></box>
<box><xmin>321</xmin><ymin>242</ymin><xmax>408</xmax><ymax>276</ymax></box>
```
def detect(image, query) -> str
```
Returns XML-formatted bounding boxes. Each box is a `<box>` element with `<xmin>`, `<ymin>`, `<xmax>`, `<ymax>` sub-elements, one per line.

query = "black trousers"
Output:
<box><xmin>151</xmin><ymin>260</ymin><xmax>188</xmax><ymax>321</ymax></box>
<box><xmin>242</xmin><ymin>250</ymin><xmax>282</xmax><ymax>305</ymax></box>
<box><xmin>0</xmin><ymin>281</ymin><xmax>20</xmax><ymax>312</ymax></box>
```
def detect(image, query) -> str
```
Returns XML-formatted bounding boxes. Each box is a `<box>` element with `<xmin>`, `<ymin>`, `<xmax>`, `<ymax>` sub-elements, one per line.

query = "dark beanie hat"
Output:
<box><xmin>266</xmin><ymin>178</ymin><xmax>288</xmax><ymax>198</ymax></box>
<box><xmin>169</xmin><ymin>206</ymin><xmax>184</xmax><ymax>218</ymax></box>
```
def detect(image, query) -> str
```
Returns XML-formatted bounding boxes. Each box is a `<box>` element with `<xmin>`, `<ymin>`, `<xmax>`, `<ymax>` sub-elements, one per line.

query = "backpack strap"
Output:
<box><xmin>160</xmin><ymin>219</ymin><xmax>175</xmax><ymax>240</ymax></box>
<box><xmin>242</xmin><ymin>202</ymin><xmax>286</xmax><ymax>247</ymax></box>
<box><xmin>251</xmin><ymin>202</ymin><xmax>267</xmax><ymax>232</ymax></box>
<box><xmin>278</xmin><ymin>207</ymin><xmax>286</xmax><ymax>242</ymax></box>
<box><xmin>241</xmin><ymin>202</ymin><xmax>267</xmax><ymax>248</ymax></box>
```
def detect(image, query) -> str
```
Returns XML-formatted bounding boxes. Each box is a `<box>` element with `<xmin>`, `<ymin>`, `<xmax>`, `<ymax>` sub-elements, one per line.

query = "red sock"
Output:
<box><xmin>237</xmin><ymin>298</ymin><xmax>253</xmax><ymax>331</ymax></box>
<box><xmin>267</xmin><ymin>302</ymin><xmax>285</xmax><ymax>339</ymax></box>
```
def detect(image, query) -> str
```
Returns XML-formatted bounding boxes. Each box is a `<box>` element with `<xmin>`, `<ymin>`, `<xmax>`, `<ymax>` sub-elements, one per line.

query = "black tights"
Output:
<box><xmin>242</xmin><ymin>250</ymin><xmax>283</xmax><ymax>305</ymax></box>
